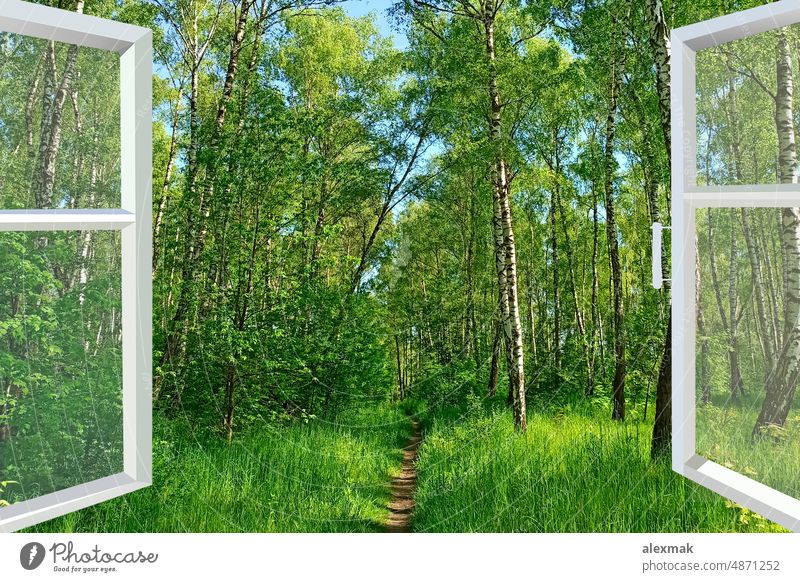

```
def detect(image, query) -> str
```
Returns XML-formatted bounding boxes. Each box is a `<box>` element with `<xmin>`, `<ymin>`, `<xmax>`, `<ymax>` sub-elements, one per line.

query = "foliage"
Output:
<box><xmin>0</xmin><ymin>480</ymin><xmax>17</xmax><ymax>507</ymax></box>
<box><xmin>0</xmin><ymin>231</ymin><xmax>122</xmax><ymax>505</ymax></box>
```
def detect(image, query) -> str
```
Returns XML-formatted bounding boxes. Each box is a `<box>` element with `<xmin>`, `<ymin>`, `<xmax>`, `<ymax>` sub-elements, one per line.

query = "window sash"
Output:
<box><xmin>672</xmin><ymin>0</ymin><xmax>800</xmax><ymax>533</ymax></box>
<box><xmin>0</xmin><ymin>0</ymin><xmax>151</xmax><ymax>532</ymax></box>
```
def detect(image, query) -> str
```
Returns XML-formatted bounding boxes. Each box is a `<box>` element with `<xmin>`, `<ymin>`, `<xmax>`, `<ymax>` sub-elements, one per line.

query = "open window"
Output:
<box><xmin>669</xmin><ymin>0</ymin><xmax>800</xmax><ymax>532</ymax></box>
<box><xmin>0</xmin><ymin>0</ymin><xmax>151</xmax><ymax>532</ymax></box>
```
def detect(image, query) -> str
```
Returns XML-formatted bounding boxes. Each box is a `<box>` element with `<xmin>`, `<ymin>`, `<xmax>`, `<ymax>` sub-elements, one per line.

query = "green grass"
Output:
<box><xmin>26</xmin><ymin>403</ymin><xmax>410</xmax><ymax>533</ymax></box>
<box><xmin>412</xmin><ymin>397</ymin><xmax>787</xmax><ymax>533</ymax></box>
<box><xmin>19</xmin><ymin>393</ymin><xmax>794</xmax><ymax>533</ymax></box>
<box><xmin>697</xmin><ymin>392</ymin><xmax>800</xmax><ymax>501</ymax></box>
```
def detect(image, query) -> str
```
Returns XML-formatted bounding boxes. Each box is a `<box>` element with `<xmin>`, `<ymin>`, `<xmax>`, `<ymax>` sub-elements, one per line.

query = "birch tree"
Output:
<box><xmin>644</xmin><ymin>0</ymin><xmax>672</xmax><ymax>457</ymax></box>
<box><xmin>397</xmin><ymin>0</ymin><xmax>530</xmax><ymax>429</ymax></box>
<box><xmin>754</xmin><ymin>28</ymin><xmax>800</xmax><ymax>436</ymax></box>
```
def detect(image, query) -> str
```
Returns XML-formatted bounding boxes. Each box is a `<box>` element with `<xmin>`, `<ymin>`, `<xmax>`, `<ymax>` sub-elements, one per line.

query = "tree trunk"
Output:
<box><xmin>588</xmin><ymin>184</ymin><xmax>600</xmax><ymax>396</ymax></box>
<box><xmin>696</xmin><ymin>231</ymin><xmax>711</xmax><ymax>404</ymax></box>
<box><xmin>557</xmin><ymin>184</ymin><xmax>591</xmax><ymax>392</ymax></box>
<box><xmin>31</xmin><ymin>0</ymin><xmax>84</xmax><ymax>209</ymax></box>
<box><xmin>24</xmin><ymin>60</ymin><xmax>42</xmax><ymax>160</ymax></box>
<box><xmin>487</xmin><ymin>316</ymin><xmax>501</xmax><ymax>398</ymax></box>
<box><xmin>720</xmin><ymin>58</ymin><xmax>746</xmax><ymax>399</ymax></box>
<box><xmin>707</xmin><ymin>209</ymin><xmax>743</xmax><ymax>398</ymax></box>
<box><xmin>550</xmin><ymin>182</ymin><xmax>561</xmax><ymax>389</ymax></box>
<box><xmin>223</xmin><ymin>205</ymin><xmax>259</xmax><ymax>441</ymax></box>
<box><xmin>153</xmin><ymin>90</ymin><xmax>182</xmax><ymax>275</ymax></box>
<box><xmin>526</xmin><ymin>265</ymin><xmax>537</xmax><ymax>365</ymax></box>
<box><xmin>396</xmin><ymin>334</ymin><xmax>405</xmax><ymax>400</ymax></box>
<box><xmin>728</xmin><ymin>208</ymin><xmax>744</xmax><ymax>398</ymax></box>
<box><xmin>646</xmin><ymin>0</ymin><xmax>672</xmax><ymax>457</ymax></box>
<box><xmin>223</xmin><ymin>364</ymin><xmax>237</xmax><ymax>442</ymax></box>
<box><xmin>604</xmin><ymin>32</ymin><xmax>626</xmax><ymax>421</ymax></box>
<box><xmin>484</xmin><ymin>6</ymin><xmax>526</xmax><ymax>430</ymax></box>
<box><xmin>742</xmin><ymin>208</ymin><xmax>775</xmax><ymax>376</ymax></box>
<box><xmin>755</xmin><ymin>28</ymin><xmax>800</xmax><ymax>436</ymax></box>
<box><xmin>464</xmin><ymin>196</ymin><xmax>477</xmax><ymax>364</ymax></box>
<box><xmin>644</xmin><ymin>0</ymin><xmax>671</xmax><ymax>169</ymax></box>
<box><xmin>759</xmin><ymin>209</ymin><xmax>783</xmax><ymax>347</ymax></box>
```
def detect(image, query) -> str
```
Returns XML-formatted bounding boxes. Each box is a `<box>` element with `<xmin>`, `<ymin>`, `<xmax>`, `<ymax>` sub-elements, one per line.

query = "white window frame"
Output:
<box><xmin>0</xmin><ymin>0</ymin><xmax>151</xmax><ymax>532</ymax></box>
<box><xmin>671</xmin><ymin>0</ymin><xmax>800</xmax><ymax>533</ymax></box>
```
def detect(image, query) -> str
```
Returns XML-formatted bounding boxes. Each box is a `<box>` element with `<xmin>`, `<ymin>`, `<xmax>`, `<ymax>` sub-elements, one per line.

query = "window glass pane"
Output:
<box><xmin>0</xmin><ymin>31</ymin><xmax>120</xmax><ymax>209</ymax></box>
<box><xmin>0</xmin><ymin>230</ymin><xmax>122</xmax><ymax>505</ymax></box>
<box><xmin>696</xmin><ymin>207</ymin><xmax>800</xmax><ymax>499</ymax></box>
<box><xmin>696</xmin><ymin>26</ymin><xmax>800</xmax><ymax>186</ymax></box>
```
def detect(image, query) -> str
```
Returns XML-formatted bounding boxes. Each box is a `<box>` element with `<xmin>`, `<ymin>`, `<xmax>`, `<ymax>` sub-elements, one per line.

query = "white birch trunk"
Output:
<box><xmin>755</xmin><ymin>28</ymin><xmax>800</xmax><ymax>435</ymax></box>
<box><xmin>484</xmin><ymin>2</ymin><xmax>526</xmax><ymax>430</ymax></box>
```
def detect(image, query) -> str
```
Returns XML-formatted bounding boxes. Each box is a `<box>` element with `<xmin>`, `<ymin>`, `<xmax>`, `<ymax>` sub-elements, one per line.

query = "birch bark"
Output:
<box><xmin>754</xmin><ymin>29</ymin><xmax>800</xmax><ymax>436</ymax></box>
<box><xmin>484</xmin><ymin>2</ymin><xmax>526</xmax><ymax>430</ymax></box>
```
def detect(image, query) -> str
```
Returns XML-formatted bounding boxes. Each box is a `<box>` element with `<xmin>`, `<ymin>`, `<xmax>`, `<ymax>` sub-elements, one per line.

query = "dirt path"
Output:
<box><xmin>385</xmin><ymin>418</ymin><xmax>422</xmax><ymax>533</ymax></box>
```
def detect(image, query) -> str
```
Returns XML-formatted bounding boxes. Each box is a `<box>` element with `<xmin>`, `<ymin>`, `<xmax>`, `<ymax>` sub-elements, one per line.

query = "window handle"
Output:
<box><xmin>652</xmin><ymin>222</ymin><xmax>671</xmax><ymax>290</ymax></box>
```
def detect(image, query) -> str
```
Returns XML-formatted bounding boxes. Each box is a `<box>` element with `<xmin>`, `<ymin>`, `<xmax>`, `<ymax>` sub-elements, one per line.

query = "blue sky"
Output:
<box><xmin>341</xmin><ymin>0</ymin><xmax>408</xmax><ymax>49</ymax></box>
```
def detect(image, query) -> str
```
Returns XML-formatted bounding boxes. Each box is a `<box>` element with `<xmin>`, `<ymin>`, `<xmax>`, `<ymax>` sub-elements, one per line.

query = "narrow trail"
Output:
<box><xmin>385</xmin><ymin>418</ymin><xmax>422</xmax><ymax>533</ymax></box>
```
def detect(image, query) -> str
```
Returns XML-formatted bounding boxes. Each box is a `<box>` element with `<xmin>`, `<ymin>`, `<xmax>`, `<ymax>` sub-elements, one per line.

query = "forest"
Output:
<box><xmin>0</xmin><ymin>0</ymin><xmax>798</xmax><ymax>532</ymax></box>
